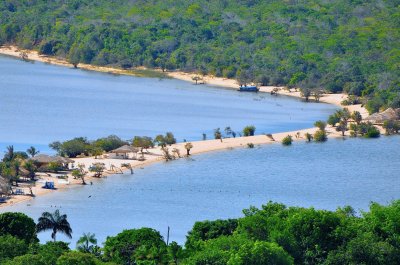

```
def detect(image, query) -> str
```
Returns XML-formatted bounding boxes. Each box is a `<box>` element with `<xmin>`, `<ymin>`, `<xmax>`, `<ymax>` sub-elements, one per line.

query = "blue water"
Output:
<box><xmin>0</xmin><ymin>55</ymin><xmax>336</xmax><ymax>155</ymax></box>
<box><xmin>1</xmin><ymin>55</ymin><xmax>397</xmax><ymax>247</ymax></box>
<box><xmin>1</xmin><ymin>136</ymin><xmax>399</xmax><ymax>245</ymax></box>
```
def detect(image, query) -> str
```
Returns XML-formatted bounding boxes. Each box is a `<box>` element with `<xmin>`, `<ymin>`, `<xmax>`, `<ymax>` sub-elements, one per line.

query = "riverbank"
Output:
<box><xmin>0</xmin><ymin>45</ymin><xmax>370</xmax><ymax>208</ymax></box>
<box><xmin>0</xmin><ymin>126</ymin><xmax>324</xmax><ymax>208</ymax></box>
<box><xmin>0</xmin><ymin>45</ymin><xmax>368</xmax><ymax>117</ymax></box>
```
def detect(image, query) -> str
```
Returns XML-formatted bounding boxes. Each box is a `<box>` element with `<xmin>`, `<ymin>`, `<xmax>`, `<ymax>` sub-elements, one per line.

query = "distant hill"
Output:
<box><xmin>1</xmin><ymin>0</ymin><xmax>399</xmax><ymax>113</ymax></box>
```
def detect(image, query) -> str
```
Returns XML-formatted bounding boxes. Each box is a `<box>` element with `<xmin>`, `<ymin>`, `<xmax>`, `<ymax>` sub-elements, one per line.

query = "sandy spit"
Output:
<box><xmin>0</xmin><ymin>45</ymin><xmax>369</xmax><ymax>208</ymax></box>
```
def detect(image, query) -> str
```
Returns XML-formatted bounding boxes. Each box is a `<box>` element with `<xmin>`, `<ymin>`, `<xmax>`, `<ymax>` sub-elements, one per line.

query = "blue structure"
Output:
<box><xmin>42</xmin><ymin>181</ymin><xmax>55</xmax><ymax>189</ymax></box>
<box><xmin>239</xmin><ymin>85</ymin><xmax>259</xmax><ymax>92</ymax></box>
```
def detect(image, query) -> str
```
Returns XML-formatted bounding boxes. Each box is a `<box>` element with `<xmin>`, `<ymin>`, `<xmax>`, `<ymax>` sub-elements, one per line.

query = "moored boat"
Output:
<box><xmin>238</xmin><ymin>85</ymin><xmax>259</xmax><ymax>92</ymax></box>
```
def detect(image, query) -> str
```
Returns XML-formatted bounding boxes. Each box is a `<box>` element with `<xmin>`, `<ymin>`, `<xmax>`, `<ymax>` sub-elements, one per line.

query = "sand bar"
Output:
<box><xmin>0</xmin><ymin>45</ymin><xmax>370</xmax><ymax>208</ymax></box>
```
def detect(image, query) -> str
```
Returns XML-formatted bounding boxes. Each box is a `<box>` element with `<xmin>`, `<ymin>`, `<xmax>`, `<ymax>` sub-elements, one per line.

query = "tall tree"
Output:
<box><xmin>36</xmin><ymin>210</ymin><xmax>72</xmax><ymax>242</ymax></box>
<box><xmin>76</xmin><ymin>232</ymin><xmax>97</xmax><ymax>253</ymax></box>
<box><xmin>3</xmin><ymin>145</ymin><xmax>15</xmax><ymax>162</ymax></box>
<box><xmin>26</xmin><ymin>146</ymin><xmax>39</xmax><ymax>158</ymax></box>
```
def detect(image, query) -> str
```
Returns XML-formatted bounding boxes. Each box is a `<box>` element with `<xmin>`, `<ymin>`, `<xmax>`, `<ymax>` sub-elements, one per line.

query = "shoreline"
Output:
<box><xmin>0</xmin><ymin>45</ymin><xmax>367</xmax><ymax>116</ymax></box>
<box><xmin>0</xmin><ymin>45</ymin><xmax>369</xmax><ymax>209</ymax></box>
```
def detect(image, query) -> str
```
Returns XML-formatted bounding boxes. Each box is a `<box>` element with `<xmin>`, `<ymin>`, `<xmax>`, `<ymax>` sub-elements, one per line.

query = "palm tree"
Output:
<box><xmin>10</xmin><ymin>160</ymin><xmax>21</xmax><ymax>186</ymax></box>
<box><xmin>76</xmin><ymin>232</ymin><xmax>97</xmax><ymax>253</ymax></box>
<box><xmin>27</xmin><ymin>146</ymin><xmax>39</xmax><ymax>157</ymax></box>
<box><xmin>36</xmin><ymin>210</ymin><xmax>72</xmax><ymax>242</ymax></box>
<box><xmin>3</xmin><ymin>145</ymin><xmax>15</xmax><ymax>162</ymax></box>
<box><xmin>23</xmin><ymin>160</ymin><xmax>37</xmax><ymax>181</ymax></box>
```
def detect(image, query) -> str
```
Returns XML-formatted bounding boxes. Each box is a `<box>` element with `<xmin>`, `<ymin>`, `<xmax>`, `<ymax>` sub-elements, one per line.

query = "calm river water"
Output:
<box><xmin>0</xmin><ymin>55</ymin><xmax>336</xmax><ymax>153</ymax></box>
<box><xmin>0</xmin><ymin>55</ymin><xmax>398</xmax><ymax>246</ymax></box>
<box><xmin>1</xmin><ymin>136</ymin><xmax>399</xmax><ymax>245</ymax></box>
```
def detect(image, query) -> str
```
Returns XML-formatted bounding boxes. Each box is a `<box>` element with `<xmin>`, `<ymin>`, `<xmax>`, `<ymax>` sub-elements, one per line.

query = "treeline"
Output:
<box><xmin>0</xmin><ymin>200</ymin><xmax>399</xmax><ymax>264</ymax></box>
<box><xmin>49</xmin><ymin>133</ymin><xmax>176</xmax><ymax>158</ymax></box>
<box><xmin>50</xmin><ymin>125</ymin><xmax>257</xmax><ymax>158</ymax></box>
<box><xmin>1</xmin><ymin>0</ymin><xmax>399</xmax><ymax>113</ymax></box>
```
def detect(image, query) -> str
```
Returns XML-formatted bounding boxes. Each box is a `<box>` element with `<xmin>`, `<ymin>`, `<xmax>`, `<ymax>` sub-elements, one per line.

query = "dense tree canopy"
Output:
<box><xmin>0</xmin><ymin>200</ymin><xmax>399</xmax><ymax>264</ymax></box>
<box><xmin>1</xmin><ymin>0</ymin><xmax>399</xmax><ymax>113</ymax></box>
<box><xmin>0</xmin><ymin>212</ymin><xmax>37</xmax><ymax>243</ymax></box>
<box><xmin>103</xmin><ymin>228</ymin><xmax>167</xmax><ymax>264</ymax></box>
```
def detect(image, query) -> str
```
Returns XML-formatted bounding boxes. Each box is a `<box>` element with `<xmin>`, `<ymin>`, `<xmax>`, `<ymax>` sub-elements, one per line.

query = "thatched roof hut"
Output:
<box><xmin>56</xmin><ymin>156</ymin><xmax>75</xmax><ymax>164</ymax></box>
<box><xmin>30</xmin><ymin>154</ymin><xmax>74</xmax><ymax>167</ymax></box>
<box><xmin>30</xmin><ymin>154</ymin><xmax>54</xmax><ymax>164</ymax></box>
<box><xmin>110</xmin><ymin>145</ymin><xmax>138</xmax><ymax>154</ymax></box>
<box><xmin>110</xmin><ymin>145</ymin><xmax>138</xmax><ymax>159</ymax></box>
<box><xmin>364</xmin><ymin>108</ymin><xmax>400</xmax><ymax>124</ymax></box>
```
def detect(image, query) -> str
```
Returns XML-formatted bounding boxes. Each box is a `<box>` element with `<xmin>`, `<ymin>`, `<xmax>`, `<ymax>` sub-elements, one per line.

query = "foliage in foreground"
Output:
<box><xmin>0</xmin><ymin>200</ymin><xmax>399</xmax><ymax>264</ymax></box>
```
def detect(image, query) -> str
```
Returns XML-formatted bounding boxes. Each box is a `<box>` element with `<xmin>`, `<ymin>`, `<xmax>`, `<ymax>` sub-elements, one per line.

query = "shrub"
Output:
<box><xmin>336</xmin><ymin>120</ymin><xmax>348</xmax><ymax>136</ymax></box>
<box><xmin>132</xmin><ymin>136</ymin><xmax>154</xmax><ymax>152</ymax></box>
<box><xmin>314</xmin><ymin>130</ymin><xmax>328</xmax><ymax>142</ymax></box>
<box><xmin>154</xmin><ymin>132</ymin><xmax>176</xmax><ymax>147</ymax></box>
<box><xmin>365</xmin><ymin>125</ymin><xmax>381</xmax><ymax>138</ymax></box>
<box><xmin>314</xmin><ymin>120</ymin><xmax>327</xmax><ymax>131</ymax></box>
<box><xmin>165</xmin><ymin>132</ymin><xmax>177</xmax><ymax>145</ymax></box>
<box><xmin>300</xmin><ymin>87</ymin><xmax>311</xmax><ymax>101</ymax></box>
<box><xmin>341</xmin><ymin>95</ymin><xmax>361</xmax><ymax>106</ymax></box>
<box><xmin>351</xmin><ymin>111</ymin><xmax>362</xmax><ymax>125</ymax></box>
<box><xmin>327</xmin><ymin>113</ymin><xmax>340</xmax><ymax>127</ymax></box>
<box><xmin>243</xmin><ymin>126</ymin><xmax>256</xmax><ymax>137</ymax></box>
<box><xmin>214</xmin><ymin>128</ymin><xmax>222</xmax><ymax>139</ymax></box>
<box><xmin>282</xmin><ymin>135</ymin><xmax>293</xmax><ymax>146</ymax></box>
<box><xmin>304</xmin><ymin>133</ymin><xmax>313</xmax><ymax>142</ymax></box>
<box><xmin>352</xmin><ymin>122</ymin><xmax>381</xmax><ymax>138</ymax></box>
<box><xmin>349</xmin><ymin>123</ymin><xmax>358</xmax><ymax>137</ymax></box>
<box><xmin>247</xmin><ymin>143</ymin><xmax>254</xmax><ymax>148</ymax></box>
<box><xmin>383</xmin><ymin>120</ymin><xmax>400</xmax><ymax>135</ymax></box>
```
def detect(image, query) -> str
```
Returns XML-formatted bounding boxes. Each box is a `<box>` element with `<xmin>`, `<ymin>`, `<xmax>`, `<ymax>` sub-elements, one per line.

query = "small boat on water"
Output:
<box><xmin>238</xmin><ymin>85</ymin><xmax>259</xmax><ymax>92</ymax></box>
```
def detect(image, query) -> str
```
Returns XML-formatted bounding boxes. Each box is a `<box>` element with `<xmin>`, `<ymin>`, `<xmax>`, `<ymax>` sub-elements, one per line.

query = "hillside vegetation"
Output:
<box><xmin>1</xmin><ymin>0</ymin><xmax>400</xmax><ymax>113</ymax></box>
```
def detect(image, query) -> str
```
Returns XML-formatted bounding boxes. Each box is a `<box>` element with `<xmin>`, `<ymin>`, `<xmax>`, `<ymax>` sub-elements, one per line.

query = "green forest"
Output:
<box><xmin>1</xmin><ymin>201</ymin><xmax>399</xmax><ymax>265</ymax></box>
<box><xmin>0</xmin><ymin>0</ymin><xmax>399</xmax><ymax>113</ymax></box>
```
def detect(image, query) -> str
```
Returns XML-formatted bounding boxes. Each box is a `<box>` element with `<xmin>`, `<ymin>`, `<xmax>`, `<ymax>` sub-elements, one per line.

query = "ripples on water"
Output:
<box><xmin>2</xmin><ymin>136</ymin><xmax>399</xmax><ymax>245</ymax></box>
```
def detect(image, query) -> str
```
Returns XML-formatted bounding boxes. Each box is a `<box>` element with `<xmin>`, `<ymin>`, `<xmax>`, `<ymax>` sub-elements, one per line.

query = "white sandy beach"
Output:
<box><xmin>0</xmin><ymin>45</ymin><xmax>372</xmax><ymax>208</ymax></box>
